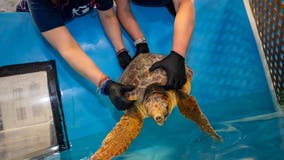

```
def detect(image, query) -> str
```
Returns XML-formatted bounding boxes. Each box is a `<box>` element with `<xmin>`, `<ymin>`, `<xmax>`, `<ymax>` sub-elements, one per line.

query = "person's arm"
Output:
<box><xmin>42</xmin><ymin>26</ymin><xmax>106</xmax><ymax>86</ymax></box>
<box><xmin>43</xmin><ymin>27</ymin><xmax>135</xmax><ymax>110</ymax></box>
<box><xmin>97</xmin><ymin>7</ymin><xmax>125</xmax><ymax>52</ymax></box>
<box><xmin>115</xmin><ymin>0</ymin><xmax>144</xmax><ymax>42</ymax></box>
<box><xmin>150</xmin><ymin>0</ymin><xmax>195</xmax><ymax>89</ymax></box>
<box><xmin>27</xmin><ymin>0</ymin><xmax>135</xmax><ymax>110</ymax></box>
<box><xmin>115</xmin><ymin>0</ymin><xmax>149</xmax><ymax>56</ymax></box>
<box><xmin>171</xmin><ymin>0</ymin><xmax>195</xmax><ymax>57</ymax></box>
<box><xmin>97</xmin><ymin>7</ymin><xmax>133</xmax><ymax>69</ymax></box>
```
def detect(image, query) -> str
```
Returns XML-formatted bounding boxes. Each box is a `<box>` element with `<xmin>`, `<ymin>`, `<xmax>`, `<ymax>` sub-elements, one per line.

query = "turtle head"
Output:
<box><xmin>143</xmin><ymin>84</ymin><xmax>173</xmax><ymax>126</ymax></box>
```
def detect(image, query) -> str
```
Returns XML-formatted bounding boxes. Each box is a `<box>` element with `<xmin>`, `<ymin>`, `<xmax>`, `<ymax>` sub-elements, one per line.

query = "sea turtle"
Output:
<box><xmin>91</xmin><ymin>53</ymin><xmax>222</xmax><ymax>160</ymax></box>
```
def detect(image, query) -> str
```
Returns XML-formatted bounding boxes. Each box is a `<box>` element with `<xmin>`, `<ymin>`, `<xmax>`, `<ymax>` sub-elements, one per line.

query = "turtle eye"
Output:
<box><xmin>161</xmin><ymin>102</ymin><xmax>168</xmax><ymax>109</ymax></box>
<box><xmin>161</xmin><ymin>102</ymin><xmax>169</xmax><ymax>117</ymax></box>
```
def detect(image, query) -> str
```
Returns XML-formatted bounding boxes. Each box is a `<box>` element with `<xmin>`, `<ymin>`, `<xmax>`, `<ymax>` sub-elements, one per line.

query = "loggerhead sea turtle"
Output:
<box><xmin>91</xmin><ymin>53</ymin><xmax>222</xmax><ymax>160</ymax></box>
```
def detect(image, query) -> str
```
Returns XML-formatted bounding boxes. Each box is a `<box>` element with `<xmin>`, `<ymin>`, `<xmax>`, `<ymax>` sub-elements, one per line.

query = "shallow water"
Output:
<box><xmin>47</xmin><ymin>92</ymin><xmax>284</xmax><ymax>159</ymax></box>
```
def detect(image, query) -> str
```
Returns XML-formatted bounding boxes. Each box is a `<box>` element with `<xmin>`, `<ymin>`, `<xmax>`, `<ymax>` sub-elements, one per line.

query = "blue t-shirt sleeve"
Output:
<box><xmin>95</xmin><ymin>0</ymin><xmax>113</xmax><ymax>11</ymax></box>
<box><xmin>28</xmin><ymin>0</ymin><xmax>64</xmax><ymax>32</ymax></box>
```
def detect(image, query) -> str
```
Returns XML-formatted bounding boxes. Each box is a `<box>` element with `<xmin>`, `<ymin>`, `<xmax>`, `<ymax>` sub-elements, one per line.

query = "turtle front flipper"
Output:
<box><xmin>176</xmin><ymin>91</ymin><xmax>223</xmax><ymax>142</ymax></box>
<box><xmin>91</xmin><ymin>107</ymin><xmax>144</xmax><ymax>160</ymax></box>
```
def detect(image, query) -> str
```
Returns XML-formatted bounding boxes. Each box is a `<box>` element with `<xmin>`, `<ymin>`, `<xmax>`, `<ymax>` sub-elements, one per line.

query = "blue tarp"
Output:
<box><xmin>1</xmin><ymin>0</ymin><xmax>283</xmax><ymax>159</ymax></box>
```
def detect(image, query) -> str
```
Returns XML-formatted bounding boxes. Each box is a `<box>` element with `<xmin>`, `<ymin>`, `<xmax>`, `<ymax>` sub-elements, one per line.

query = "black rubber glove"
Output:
<box><xmin>149</xmin><ymin>51</ymin><xmax>186</xmax><ymax>90</ymax></box>
<box><xmin>117</xmin><ymin>50</ymin><xmax>132</xmax><ymax>69</ymax></box>
<box><xmin>102</xmin><ymin>80</ymin><xmax>135</xmax><ymax>111</ymax></box>
<box><xmin>135</xmin><ymin>43</ymin><xmax>149</xmax><ymax>57</ymax></box>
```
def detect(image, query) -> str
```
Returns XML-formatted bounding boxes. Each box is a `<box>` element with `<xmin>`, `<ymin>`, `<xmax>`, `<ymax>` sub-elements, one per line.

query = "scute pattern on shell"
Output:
<box><xmin>119</xmin><ymin>53</ymin><xmax>193</xmax><ymax>102</ymax></box>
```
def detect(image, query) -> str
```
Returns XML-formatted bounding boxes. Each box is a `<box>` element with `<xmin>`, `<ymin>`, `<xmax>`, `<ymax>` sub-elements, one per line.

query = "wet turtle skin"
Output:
<box><xmin>91</xmin><ymin>53</ymin><xmax>222</xmax><ymax>160</ymax></box>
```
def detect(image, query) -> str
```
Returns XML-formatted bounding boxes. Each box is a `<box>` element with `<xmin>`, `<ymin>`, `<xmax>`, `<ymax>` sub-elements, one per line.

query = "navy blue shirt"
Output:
<box><xmin>132</xmin><ymin>0</ymin><xmax>172</xmax><ymax>6</ymax></box>
<box><xmin>17</xmin><ymin>0</ymin><xmax>113</xmax><ymax>32</ymax></box>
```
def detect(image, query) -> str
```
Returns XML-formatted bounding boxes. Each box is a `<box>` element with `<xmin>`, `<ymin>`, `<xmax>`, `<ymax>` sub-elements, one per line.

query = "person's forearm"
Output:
<box><xmin>58</xmin><ymin>44</ymin><xmax>106</xmax><ymax>86</ymax></box>
<box><xmin>42</xmin><ymin>26</ymin><xmax>106</xmax><ymax>86</ymax></box>
<box><xmin>116</xmin><ymin>0</ymin><xmax>144</xmax><ymax>41</ymax></box>
<box><xmin>172</xmin><ymin>0</ymin><xmax>195</xmax><ymax>57</ymax></box>
<box><xmin>98</xmin><ymin>8</ymin><xmax>125</xmax><ymax>52</ymax></box>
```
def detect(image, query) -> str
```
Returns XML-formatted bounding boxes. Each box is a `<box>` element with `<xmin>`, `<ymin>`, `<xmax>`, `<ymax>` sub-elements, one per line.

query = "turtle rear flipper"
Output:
<box><xmin>91</xmin><ymin>108</ymin><xmax>144</xmax><ymax>160</ymax></box>
<box><xmin>176</xmin><ymin>91</ymin><xmax>223</xmax><ymax>142</ymax></box>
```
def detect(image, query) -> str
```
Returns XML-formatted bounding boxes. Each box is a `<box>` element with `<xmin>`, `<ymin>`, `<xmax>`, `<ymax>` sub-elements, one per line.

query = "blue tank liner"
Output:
<box><xmin>0</xmin><ymin>0</ymin><xmax>283</xmax><ymax>159</ymax></box>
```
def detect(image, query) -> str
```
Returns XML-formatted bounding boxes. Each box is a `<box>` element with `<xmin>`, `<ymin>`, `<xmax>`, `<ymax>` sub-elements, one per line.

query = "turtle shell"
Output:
<box><xmin>119</xmin><ymin>53</ymin><xmax>193</xmax><ymax>102</ymax></box>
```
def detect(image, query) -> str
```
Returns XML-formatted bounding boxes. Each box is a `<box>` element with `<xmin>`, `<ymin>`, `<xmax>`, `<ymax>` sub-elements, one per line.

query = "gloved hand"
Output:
<box><xmin>135</xmin><ymin>43</ymin><xmax>149</xmax><ymax>57</ymax></box>
<box><xmin>117</xmin><ymin>50</ymin><xmax>132</xmax><ymax>69</ymax></box>
<box><xmin>101</xmin><ymin>79</ymin><xmax>136</xmax><ymax>111</ymax></box>
<box><xmin>149</xmin><ymin>51</ymin><xmax>186</xmax><ymax>89</ymax></box>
